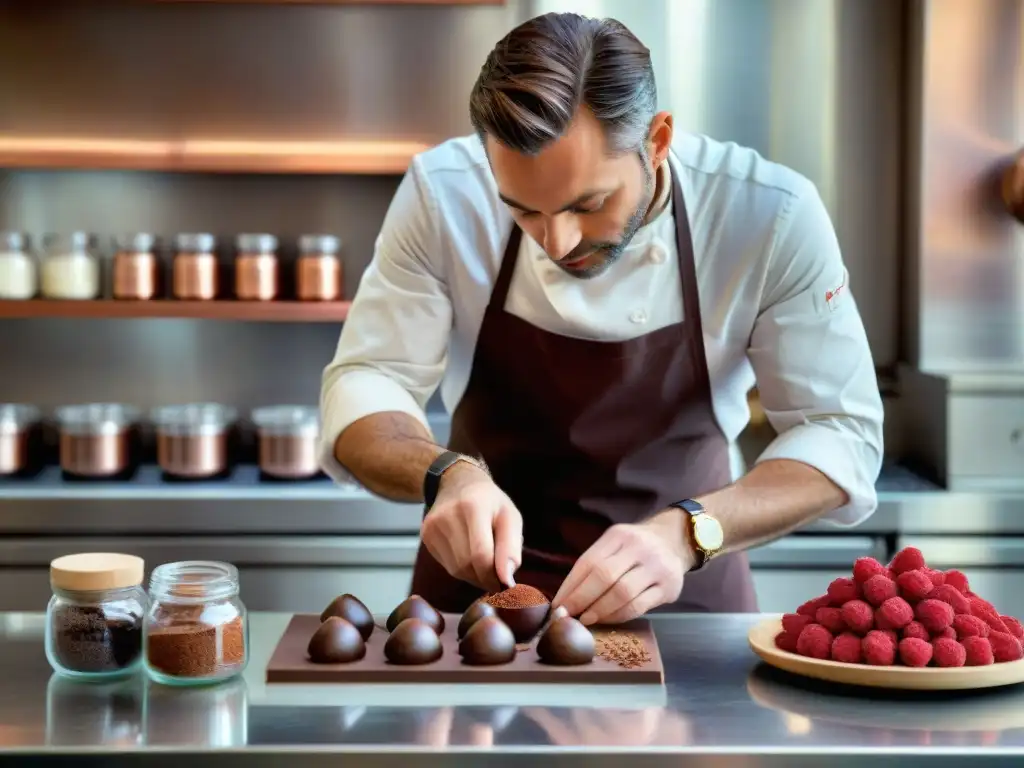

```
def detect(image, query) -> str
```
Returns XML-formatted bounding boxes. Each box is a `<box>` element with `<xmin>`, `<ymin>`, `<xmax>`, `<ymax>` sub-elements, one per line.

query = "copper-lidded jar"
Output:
<box><xmin>234</xmin><ymin>234</ymin><xmax>278</xmax><ymax>301</ymax></box>
<box><xmin>0</xmin><ymin>404</ymin><xmax>40</xmax><ymax>476</ymax></box>
<box><xmin>173</xmin><ymin>233</ymin><xmax>218</xmax><ymax>301</ymax></box>
<box><xmin>251</xmin><ymin>406</ymin><xmax>320</xmax><ymax>480</ymax></box>
<box><xmin>296</xmin><ymin>235</ymin><xmax>343</xmax><ymax>302</ymax></box>
<box><xmin>152</xmin><ymin>403</ymin><xmax>236</xmax><ymax>480</ymax></box>
<box><xmin>55</xmin><ymin>404</ymin><xmax>140</xmax><ymax>479</ymax></box>
<box><xmin>112</xmin><ymin>233</ymin><xmax>161</xmax><ymax>300</ymax></box>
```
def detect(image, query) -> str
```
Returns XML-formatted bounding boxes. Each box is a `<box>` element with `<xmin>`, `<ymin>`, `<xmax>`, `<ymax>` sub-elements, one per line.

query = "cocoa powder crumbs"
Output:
<box><xmin>146</xmin><ymin>616</ymin><xmax>245</xmax><ymax>678</ymax></box>
<box><xmin>594</xmin><ymin>630</ymin><xmax>651</xmax><ymax>669</ymax></box>
<box><xmin>485</xmin><ymin>584</ymin><xmax>548</xmax><ymax>608</ymax></box>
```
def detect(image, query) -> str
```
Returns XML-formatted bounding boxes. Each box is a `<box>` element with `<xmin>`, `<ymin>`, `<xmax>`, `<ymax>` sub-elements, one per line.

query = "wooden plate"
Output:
<box><xmin>748</xmin><ymin>617</ymin><xmax>1024</xmax><ymax>691</ymax></box>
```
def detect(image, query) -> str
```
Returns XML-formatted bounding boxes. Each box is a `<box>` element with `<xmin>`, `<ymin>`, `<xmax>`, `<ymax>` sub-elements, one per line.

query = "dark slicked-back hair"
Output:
<box><xmin>469</xmin><ymin>13</ymin><xmax>658</xmax><ymax>157</ymax></box>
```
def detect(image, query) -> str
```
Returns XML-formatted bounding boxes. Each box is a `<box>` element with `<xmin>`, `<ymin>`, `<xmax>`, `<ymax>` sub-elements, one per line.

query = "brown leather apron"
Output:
<box><xmin>410</xmin><ymin>169</ymin><xmax>759</xmax><ymax>615</ymax></box>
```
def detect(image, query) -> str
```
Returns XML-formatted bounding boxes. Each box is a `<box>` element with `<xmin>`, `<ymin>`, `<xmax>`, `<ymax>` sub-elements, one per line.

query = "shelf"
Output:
<box><xmin>0</xmin><ymin>299</ymin><xmax>351</xmax><ymax>322</ymax></box>
<box><xmin>154</xmin><ymin>0</ymin><xmax>504</xmax><ymax>3</ymax></box>
<box><xmin>0</xmin><ymin>137</ymin><xmax>431</xmax><ymax>175</ymax></box>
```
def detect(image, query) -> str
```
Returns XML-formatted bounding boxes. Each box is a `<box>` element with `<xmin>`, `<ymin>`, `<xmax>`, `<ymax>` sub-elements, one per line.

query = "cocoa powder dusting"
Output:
<box><xmin>485</xmin><ymin>584</ymin><xmax>548</xmax><ymax>608</ymax></box>
<box><xmin>594</xmin><ymin>629</ymin><xmax>651</xmax><ymax>669</ymax></box>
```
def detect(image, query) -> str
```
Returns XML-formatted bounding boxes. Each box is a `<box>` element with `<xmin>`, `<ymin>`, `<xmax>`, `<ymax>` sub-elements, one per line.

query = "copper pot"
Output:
<box><xmin>112</xmin><ymin>232</ymin><xmax>160</xmax><ymax>300</ymax></box>
<box><xmin>152</xmin><ymin>403</ymin><xmax>236</xmax><ymax>479</ymax></box>
<box><xmin>55</xmin><ymin>403</ymin><xmax>139</xmax><ymax>478</ymax></box>
<box><xmin>296</xmin><ymin>234</ymin><xmax>343</xmax><ymax>302</ymax></box>
<box><xmin>234</xmin><ymin>234</ymin><xmax>278</xmax><ymax>301</ymax></box>
<box><xmin>251</xmin><ymin>406</ymin><xmax>320</xmax><ymax>479</ymax></box>
<box><xmin>0</xmin><ymin>404</ymin><xmax>39</xmax><ymax>475</ymax></box>
<box><xmin>173</xmin><ymin>233</ymin><xmax>218</xmax><ymax>300</ymax></box>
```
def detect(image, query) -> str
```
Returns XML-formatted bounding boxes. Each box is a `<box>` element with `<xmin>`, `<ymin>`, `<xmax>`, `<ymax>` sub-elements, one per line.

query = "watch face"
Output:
<box><xmin>693</xmin><ymin>514</ymin><xmax>724</xmax><ymax>551</ymax></box>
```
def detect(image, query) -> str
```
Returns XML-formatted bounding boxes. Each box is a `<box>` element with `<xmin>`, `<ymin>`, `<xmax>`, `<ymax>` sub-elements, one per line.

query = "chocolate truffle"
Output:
<box><xmin>486</xmin><ymin>585</ymin><xmax>550</xmax><ymax>643</ymax></box>
<box><xmin>384</xmin><ymin>618</ymin><xmax>443</xmax><ymax>665</ymax></box>
<box><xmin>386</xmin><ymin>595</ymin><xmax>445</xmax><ymax>634</ymax></box>
<box><xmin>458</xmin><ymin>600</ymin><xmax>497</xmax><ymax>639</ymax></box>
<box><xmin>458</xmin><ymin>616</ymin><xmax>516</xmax><ymax>666</ymax></box>
<box><xmin>536</xmin><ymin>616</ymin><xmax>595</xmax><ymax>666</ymax></box>
<box><xmin>308</xmin><ymin>616</ymin><xmax>367</xmax><ymax>664</ymax></box>
<box><xmin>319</xmin><ymin>594</ymin><xmax>374</xmax><ymax>640</ymax></box>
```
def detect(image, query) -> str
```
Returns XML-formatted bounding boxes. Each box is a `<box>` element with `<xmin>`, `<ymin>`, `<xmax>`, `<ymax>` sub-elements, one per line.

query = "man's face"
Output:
<box><xmin>487</xmin><ymin>110</ymin><xmax>660</xmax><ymax>280</ymax></box>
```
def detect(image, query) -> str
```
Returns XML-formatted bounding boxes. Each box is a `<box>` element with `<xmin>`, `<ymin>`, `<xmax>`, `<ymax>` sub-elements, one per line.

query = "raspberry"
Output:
<box><xmin>815</xmin><ymin>606</ymin><xmax>846</xmax><ymax>634</ymax></box>
<box><xmin>890</xmin><ymin>547</ymin><xmax>926</xmax><ymax>575</ymax></box>
<box><xmin>963</xmin><ymin>636</ymin><xmax>994</xmax><ymax>666</ymax></box>
<box><xmin>898</xmin><ymin>637</ymin><xmax>933</xmax><ymax>667</ymax></box>
<box><xmin>782</xmin><ymin>613</ymin><xmax>812</xmax><ymax>635</ymax></box>
<box><xmin>931</xmin><ymin>584</ymin><xmax>971</xmax><ymax>615</ymax></box>
<box><xmin>934</xmin><ymin>627</ymin><xmax>957</xmax><ymax>641</ymax></box>
<box><xmin>969</xmin><ymin>597</ymin><xmax>1011</xmax><ymax>635</ymax></box>
<box><xmin>862</xmin><ymin>630</ymin><xmax>896</xmax><ymax>665</ymax></box>
<box><xmin>775</xmin><ymin>631</ymin><xmax>799</xmax><ymax>653</ymax></box>
<box><xmin>852</xmin><ymin>557</ymin><xmax>888</xmax><ymax>584</ymax></box>
<box><xmin>862</xmin><ymin>575</ymin><xmax>898</xmax><ymax>607</ymax></box>
<box><xmin>881</xmin><ymin>629</ymin><xmax>899</xmax><ymax>646</ymax></box>
<box><xmin>915</xmin><ymin>599</ymin><xmax>955</xmax><ymax>633</ymax></box>
<box><xmin>840</xmin><ymin>599</ymin><xmax>874</xmax><ymax>635</ymax></box>
<box><xmin>952</xmin><ymin>614</ymin><xmax>989</xmax><ymax>639</ymax></box>
<box><xmin>796</xmin><ymin>595</ymin><xmax>831</xmax><ymax>618</ymax></box>
<box><xmin>944</xmin><ymin>570</ymin><xmax>970</xmax><ymax>594</ymax></box>
<box><xmin>1001</xmin><ymin>616</ymin><xmax>1024</xmax><ymax>640</ymax></box>
<box><xmin>922</xmin><ymin>568</ymin><xmax>946</xmax><ymax>587</ymax></box>
<box><xmin>876</xmin><ymin>597</ymin><xmax>914</xmax><ymax>630</ymax></box>
<box><xmin>989</xmin><ymin>632</ymin><xmax>1024</xmax><ymax>663</ymax></box>
<box><xmin>932</xmin><ymin>637</ymin><xmax>967</xmax><ymax>667</ymax></box>
<box><xmin>831</xmin><ymin>632</ymin><xmax>863</xmax><ymax>663</ymax></box>
<box><xmin>827</xmin><ymin>577</ymin><xmax>860</xmax><ymax>606</ymax></box>
<box><xmin>902</xmin><ymin>621</ymin><xmax>930</xmax><ymax>641</ymax></box>
<box><xmin>796</xmin><ymin>623</ymin><xmax>833</xmax><ymax>660</ymax></box>
<box><xmin>896</xmin><ymin>570</ymin><xmax>934</xmax><ymax>602</ymax></box>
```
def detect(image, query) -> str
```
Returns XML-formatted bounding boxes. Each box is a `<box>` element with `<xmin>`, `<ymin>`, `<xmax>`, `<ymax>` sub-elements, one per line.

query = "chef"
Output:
<box><xmin>319</xmin><ymin>12</ymin><xmax>884</xmax><ymax>623</ymax></box>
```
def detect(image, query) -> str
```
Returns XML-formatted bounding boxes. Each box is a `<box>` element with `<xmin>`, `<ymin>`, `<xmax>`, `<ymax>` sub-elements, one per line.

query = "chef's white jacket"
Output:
<box><xmin>319</xmin><ymin>132</ymin><xmax>884</xmax><ymax>526</ymax></box>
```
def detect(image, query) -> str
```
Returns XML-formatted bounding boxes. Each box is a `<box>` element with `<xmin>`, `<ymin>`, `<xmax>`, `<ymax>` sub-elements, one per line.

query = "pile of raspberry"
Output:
<box><xmin>775</xmin><ymin>547</ymin><xmax>1024</xmax><ymax>667</ymax></box>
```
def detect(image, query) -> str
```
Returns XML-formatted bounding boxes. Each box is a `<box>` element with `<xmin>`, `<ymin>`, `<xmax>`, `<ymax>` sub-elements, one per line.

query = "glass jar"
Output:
<box><xmin>151</xmin><ymin>403</ymin><xmax>236</xmax><ymax>479</ymax></box>
<box><xmin>234</xmin><ymin>234</ymin><xmax>278</xmax><ymax>301</ymax></box>
<box><xmin>40</xmin><ymin>232</ymin><xmax>101</xmax><ymax>300</ymax></box>
<box><xmin>144</xmin><ymin>561</ymin><xmax>249</xmax><ymax>686</ymax></box>
<box><xmin>173</xmin><ymin>233</ymin><xmax>218</xmax><ymax>300</ymax></box>
<box><xmin>296</xmin><ymin>234</ymin><xmax>343</xmax><ymax>301</ymax></box>
<box><xmin>251</xmin><ymin>405</ymin><xmax>320</xmax><ymax>479</ymax></box>
<box><xmin>0</xmin><ymin>231</ymin><xmax>37</xmax><ymax>299</ymax></box>
<box><xmin>45</xmin><ymin>552</ymin><xmax>147</xmax><ymax>681</ymax></box>
<box><xmin>112</xmin><ymin>233</ymin><xmax>160</xmax><ymax>300</ymax></box>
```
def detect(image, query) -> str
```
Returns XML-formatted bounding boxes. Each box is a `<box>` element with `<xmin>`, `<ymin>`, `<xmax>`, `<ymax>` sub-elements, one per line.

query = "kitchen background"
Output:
<box><xmin>0</xmin><ymin>0</ymin><xmax>1021</xmax><ymax>615</ymax></box>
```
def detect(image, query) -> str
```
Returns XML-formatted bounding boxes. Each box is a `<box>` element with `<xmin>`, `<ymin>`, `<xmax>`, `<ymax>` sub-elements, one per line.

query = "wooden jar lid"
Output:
<box><xmin>50</xmin><ymin>552</ymin><xmax>145</xmax><ymax>592</ymax></box>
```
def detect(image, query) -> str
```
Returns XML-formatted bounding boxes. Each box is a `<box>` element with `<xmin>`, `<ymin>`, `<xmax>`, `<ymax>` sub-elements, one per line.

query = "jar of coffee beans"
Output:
<box><xmin>143</xmin><ymin>561</ymin><xmax>249</xmax><ymax>686</ymax></box>
<box><xmin>45</xmin><ymin>553</ymin><xmax>147</xmax><ymax>681</ymax></box>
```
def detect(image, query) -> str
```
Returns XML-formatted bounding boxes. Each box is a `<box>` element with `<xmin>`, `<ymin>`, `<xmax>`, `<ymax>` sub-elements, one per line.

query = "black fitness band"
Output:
<box><xmin>423</xmin><ymin>450</ymin><xmax>468</xmax><ymax>510</ymax></box>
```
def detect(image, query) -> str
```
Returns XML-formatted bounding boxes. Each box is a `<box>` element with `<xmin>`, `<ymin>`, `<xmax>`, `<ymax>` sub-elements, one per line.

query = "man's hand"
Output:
<box><xmin>420</xmin><ymin>463</ymin><xmax>523</xmax><ymax>592</ymax></box>
<box><xmin>551</xmin><ymin>509</ymin><xmax>693</xmax><ymax>625</ymax></box>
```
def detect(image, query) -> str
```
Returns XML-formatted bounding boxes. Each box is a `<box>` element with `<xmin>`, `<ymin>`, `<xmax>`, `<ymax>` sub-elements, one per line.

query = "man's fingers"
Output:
<box><xmin>597</xmin><ymin>585</ymin><xmax>664</xmax><ymax>626</ymax></box>
<box><xmin>465</xmin><ymin>502</ymin><xmax>499</xmax><ymax>590</ymax></box>
<box><xmin>555</xmin><ymin>551</ymin><xmax>634</xmax><ymax>618</ymax></box>
<box><xmin>551</xmin><ymin>531</ymin><xmax>625</xmax><ymax>608</ymax></box>
<box><xmin>578</xmin><ymin>566</ymin><xmax>655</xmax><ymax>625</ymax></box>
<box><xmin>492</xmin><ymin>504</ymin><xmax>523</xmax><ymax>587</ymax></box>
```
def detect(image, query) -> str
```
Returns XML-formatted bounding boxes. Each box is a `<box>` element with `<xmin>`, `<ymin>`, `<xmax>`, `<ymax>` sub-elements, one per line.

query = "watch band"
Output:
<box><xmin>670</xmin><ymin>498</ymin><xmax>711</xmax><ymax>571</ymax></box>
<box><xmin>423</xmin><ymin>451</ymin><xmax>481</xmax><ymax>510</ymax></box>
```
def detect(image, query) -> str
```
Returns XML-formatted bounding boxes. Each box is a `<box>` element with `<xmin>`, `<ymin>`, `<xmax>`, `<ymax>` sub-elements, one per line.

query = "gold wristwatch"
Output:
<box><xmin>670</xmin><ymin>499</ymin><xmax>724</xmax><ymax>571</ymax></box>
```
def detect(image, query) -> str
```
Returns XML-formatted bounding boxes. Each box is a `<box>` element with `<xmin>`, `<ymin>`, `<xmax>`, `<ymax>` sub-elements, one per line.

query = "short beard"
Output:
<box><xmin>561</xmin><ymin>148</ymin><xmax>657</xmax><ymax>281</ymax></box>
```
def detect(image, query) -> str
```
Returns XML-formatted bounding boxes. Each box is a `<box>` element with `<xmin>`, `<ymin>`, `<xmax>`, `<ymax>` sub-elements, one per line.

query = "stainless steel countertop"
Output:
<box><xmin>2</xmin><ymin>612</ymin><xmax>1024</xmax><ymax>767</ymax></box>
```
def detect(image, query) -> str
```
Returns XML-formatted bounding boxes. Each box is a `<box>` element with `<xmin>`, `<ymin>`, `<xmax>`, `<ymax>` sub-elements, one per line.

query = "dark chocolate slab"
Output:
<box><xmin>265</xmin><ymin>613</ymin><xmax>664</xmax><ymax>684</ymax></box>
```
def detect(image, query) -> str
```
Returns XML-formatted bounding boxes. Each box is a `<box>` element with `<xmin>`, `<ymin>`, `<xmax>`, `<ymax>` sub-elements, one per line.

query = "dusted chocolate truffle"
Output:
<box><xmin>537</xmin><ymin>616</ymin><xmax>595</xmax><ymax>666</ymax></box>
<box><xmin>319</xmin><ymin>594</ymin><xmax>374</xmax><ymax>640</ymax></box>
<box><xmin>384</xmin><ymin>618</ymin><xmax>443</xmax><ymax>665</ymax></box>
<box><xmin>458</xmin><ymin>600</ymin><xmax>497</xmax><ymax>639</ymax></box>
<box><xmin>486</xmin><ymin>585</ymin><xmax>550</xmax><ymax>643</ymax></box>
<box><xmin>307</xmin><ymin>617</ymin><xmax>367</xmax><ymax>664</ymax></box>
<box><xmin>386</xmin><ymin>595</ymin><xmax>445</xmax><ymax>634</ymax></box>
<box><xmin>458</xmin><ymin>616</ymin><xmax>516</xmax><ymax>666</ymax></box>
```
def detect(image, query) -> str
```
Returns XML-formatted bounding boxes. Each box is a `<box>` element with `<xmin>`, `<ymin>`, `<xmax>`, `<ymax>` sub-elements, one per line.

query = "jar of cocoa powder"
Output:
<box><xmin>234</xmin><ymin>234</ymin><xmax>278</xmax><ymax>301</ymax></box>
<box><xmin>296</xmin><ymin>234</ymin><xmax>342</xmax><ymax>302</ymax></box>
<box><xmin>251</xmin><ymin>405</ymin><xmax>320</xmax><ymax>480</ymax></box>
<box><xmin>144</xmin><ymin>560</ymin><xmax>248</xmax><ymax>686</ymax></box>
<box><xmin>172</xmin><ymin>233</ymin><xmax>218</xmax><ymax>300</ymax></box>
<box><xmin>112</xmin><ymin>233</ymin><xmax>160</xmax><ymax>300</ymax></box>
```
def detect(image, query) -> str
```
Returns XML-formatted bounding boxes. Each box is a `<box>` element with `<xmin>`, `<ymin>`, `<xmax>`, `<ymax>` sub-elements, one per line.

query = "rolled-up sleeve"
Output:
<box><xmin>318</xmin><ymin>158</ymin><xmax>453</xmax><ymax>484</ymax></box>
<box><xmin>748</xmin><ymin>181</ymin><xmax>884</xmax><ymax>527</ymax></box>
